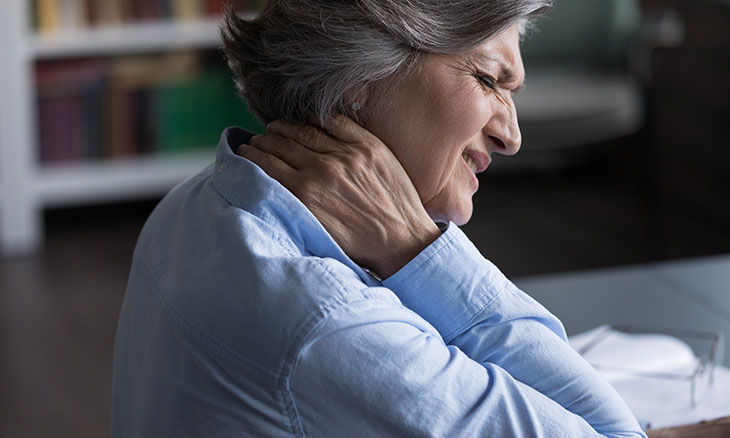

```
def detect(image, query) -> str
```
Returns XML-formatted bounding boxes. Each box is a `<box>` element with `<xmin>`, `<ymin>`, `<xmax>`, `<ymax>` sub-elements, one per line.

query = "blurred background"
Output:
<box><xmin>0</xmin><ymin>0</ymin><xmax>728</xmax><ymax>436</ymax></box>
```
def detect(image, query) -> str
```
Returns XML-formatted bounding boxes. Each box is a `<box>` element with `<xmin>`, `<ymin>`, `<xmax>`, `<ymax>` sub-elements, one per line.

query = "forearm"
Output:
<box><xmin>291</xmin><ymin>299</ymin><xmax>634</xmax><ymax>437</ymax></box>
<box><xmin>383</xmin><ymin>224</ymin><xmax>645</xmax><ymax>437</ymax></box>
<box><xmin>453</xmin><ymin>306</ymin><xmax>644</xmax><ymax>436</ymax></box>
<box><xmin>238</xmin><ymin>118</ymin><xmax>644</xmax><ymax>435</ymax></box>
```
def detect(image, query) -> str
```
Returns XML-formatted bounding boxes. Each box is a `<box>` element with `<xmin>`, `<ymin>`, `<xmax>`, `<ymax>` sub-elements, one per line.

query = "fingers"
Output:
<box><xmin>265</xmin><ymin>115</ymin><xmax>376</xmax><ymax>151</ymax></box>
<box><xmin>266</xmin><ymin>120</ymin><xmax>338</xmax><ymax>154</ymax></box>
<box><xmin>236</xmin><ymin>143</ymin><xmax>296</xmax><ymax>186</ymax></box>
<box><xmin>247</xmin><ymin>132</ymin><xmax>314</xmax><ymax>170</ymax></box>
<box><xmin>320</xmin><ymin>115</ymin><xmax>375</xmax><ymax>144</ymax></box>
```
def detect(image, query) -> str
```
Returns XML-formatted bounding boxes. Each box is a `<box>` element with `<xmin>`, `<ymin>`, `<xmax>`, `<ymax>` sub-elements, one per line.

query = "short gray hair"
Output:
<box><xmin>221</xmin><ymin>0</ymin><xmax>553</xmax><ymax>126</ymax></box>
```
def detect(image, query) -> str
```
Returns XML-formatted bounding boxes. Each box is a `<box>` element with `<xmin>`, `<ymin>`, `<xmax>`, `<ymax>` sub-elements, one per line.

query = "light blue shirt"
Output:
<box><xmin>112</xmin><ymin>127</ymin><xmax>646</xmax><ymax>437</ymax></box>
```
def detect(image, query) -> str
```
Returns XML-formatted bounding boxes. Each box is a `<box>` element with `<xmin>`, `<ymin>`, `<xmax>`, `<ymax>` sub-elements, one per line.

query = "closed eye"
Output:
<box><xmin>475</xmin><ymin>74</ymin><xmax>496</xmax><ymax>90</ymax></box>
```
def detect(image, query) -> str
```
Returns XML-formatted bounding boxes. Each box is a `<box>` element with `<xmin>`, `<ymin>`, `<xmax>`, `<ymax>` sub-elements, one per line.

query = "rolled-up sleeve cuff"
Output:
<box><xmin>382</xmin><ymin>223</ymin><xmax>509</xmax><ymax>342</ymax></box>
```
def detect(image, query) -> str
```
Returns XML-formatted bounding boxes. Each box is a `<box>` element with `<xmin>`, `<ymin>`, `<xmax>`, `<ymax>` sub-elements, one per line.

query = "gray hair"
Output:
<box><xmin>221</xmin><ymin>0</ymin><xmax>553</xmax><ymax>126</ymax></box>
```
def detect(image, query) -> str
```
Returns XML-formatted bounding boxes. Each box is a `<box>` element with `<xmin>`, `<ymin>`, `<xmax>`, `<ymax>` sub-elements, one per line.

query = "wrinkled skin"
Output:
<box><xmin>239</xmin><ymin>24</ymin><xmax>523</xmax><ymax>277</ymax></box>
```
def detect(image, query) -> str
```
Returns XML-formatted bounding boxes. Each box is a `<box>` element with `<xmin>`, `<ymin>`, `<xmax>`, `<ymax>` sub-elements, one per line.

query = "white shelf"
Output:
<box><xmin>30</xmin><ymin>18</ymin><xmax>223</xmax><ymax>59</ymax></box>
<box><xmin>34</xmin><ymin>150</ymin><xmax>215</xmax><ymax>207</ymax></box>
<box><xmin>0</xmin><ymin>0</ymin><xmax>249</xmax><ymax>255</ymax></box>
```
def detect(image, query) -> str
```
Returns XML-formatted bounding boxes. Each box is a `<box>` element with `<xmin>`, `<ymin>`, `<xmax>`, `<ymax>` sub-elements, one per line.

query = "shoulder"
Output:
<box><xmin>129</xmin><ymin>166</ymin><xmax>401</xmax><ymax>372</ymax></box>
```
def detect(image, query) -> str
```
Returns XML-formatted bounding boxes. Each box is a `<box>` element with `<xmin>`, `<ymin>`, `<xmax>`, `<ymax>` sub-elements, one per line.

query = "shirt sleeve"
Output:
<box><xmin>289</xmin><ymin>296</ymin><xmax>641</xmax><ymax>437</ymax></box>
<box><xmin>377</xmin><ymin>224</ymin><xmax>645</xmax><ymax>437</ymax></box>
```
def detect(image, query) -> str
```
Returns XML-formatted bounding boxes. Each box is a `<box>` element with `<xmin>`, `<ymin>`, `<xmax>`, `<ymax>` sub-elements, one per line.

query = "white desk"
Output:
<box><xmin>515</xmin><ymin>254</ymin><xmax>730</xmax><ymax>366</ymax></box>
<box><xmin>514</xmin><ymin>255</ymin><xmax>730</xmax><ymax>427</ymax></box>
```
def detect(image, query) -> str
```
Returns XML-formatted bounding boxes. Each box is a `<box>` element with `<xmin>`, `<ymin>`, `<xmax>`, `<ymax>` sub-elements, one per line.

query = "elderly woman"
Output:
<box><xmin>112</xmin><ymin>1</ymin><xmax>659</xmax><ymax>436</ymax></box>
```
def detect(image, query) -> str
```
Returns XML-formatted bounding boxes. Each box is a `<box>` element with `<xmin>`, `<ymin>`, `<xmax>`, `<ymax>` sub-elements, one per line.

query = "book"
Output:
<box><xmin>205</xmin><ymin>0</ymin><xmax>226</xmax><ymax>16</ymax></box>
<box><xmin>36</xmin><ymin>0</ymin><xmax>61</xmax><ymax>34</ymax></box>
<box><xmin>89</xmin><ymin>0</ymin><xmax>124</xmax><ymax>27</ymax></box>
<box><xmin>129</xmin><ymin>0</ymin><xmax>165</xmax><ymax>22</ymax></box>
<box><xmin>34</xmin><ymin>51</ymin><xmax>263</xmax><ymax>163</ymax></box>
<box><xmin>59</xmin><ymin>0</ymin><xmax>87</xmax><ymax>30</ymax></box>
<box><xmin>35</xmin><ymin>60</ymin><xmax>107</xmax><ymax>162</ymax></box>
<box><xmin>81</xmin><ymin>76</ymin><xmax>106</xmax><ymax>159</ymax></box>
<box><xmin>171</xmin><ymin>0</ymin><xmax>203</xmax><ymax>21</ymax></box>
<box><xmin>36</xmin><ymin>0</ymin><xmax>259</xmax><ymax>32</ymax></box>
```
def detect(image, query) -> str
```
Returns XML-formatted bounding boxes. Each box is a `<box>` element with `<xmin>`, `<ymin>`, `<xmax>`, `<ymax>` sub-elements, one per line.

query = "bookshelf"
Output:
<box><xmin>32</xmin><ymin>17</ymin><xmax>222</xmax><ymax>59</ymax></box>
<box><xmin>0</xmin><ymin>0</ymin><xmax>257</xmax><ymax>256</ymax></box>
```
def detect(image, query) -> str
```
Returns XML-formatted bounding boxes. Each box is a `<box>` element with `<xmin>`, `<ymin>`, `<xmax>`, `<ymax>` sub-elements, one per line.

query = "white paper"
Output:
<box><xmin>614</xmin><ymin>365</ymin><xmax>730</xmax><ymax>428</ymax></box>
<box><xmin>569</xmin><ymin>326</ymin><xmax>730</xmax><ymax>428</ymax></box>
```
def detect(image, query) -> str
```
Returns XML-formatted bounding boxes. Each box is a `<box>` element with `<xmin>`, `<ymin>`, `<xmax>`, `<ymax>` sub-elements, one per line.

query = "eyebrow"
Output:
<box><xmin>469</xmin><ymin>52</ymin><xmax>525</xmax><ymax>92</ymax></box>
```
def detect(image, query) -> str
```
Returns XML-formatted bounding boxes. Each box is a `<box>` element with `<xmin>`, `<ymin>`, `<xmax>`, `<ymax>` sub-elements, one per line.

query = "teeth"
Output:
<box><xmin>463</xmin><ymin>154</ymin><xmax>478</xmax><ymax>172</ymax></box>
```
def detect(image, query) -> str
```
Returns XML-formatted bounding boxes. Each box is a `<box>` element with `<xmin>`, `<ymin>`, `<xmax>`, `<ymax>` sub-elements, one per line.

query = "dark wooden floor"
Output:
<box><xmin>0</xmin><ymin>202</ymin><xmax>147</xmax><ymax>437</ymax></box>
<box><xmin>2</xmin><ymin>151</ymin><xmax>728</xmax><ymax>437</ymax></box>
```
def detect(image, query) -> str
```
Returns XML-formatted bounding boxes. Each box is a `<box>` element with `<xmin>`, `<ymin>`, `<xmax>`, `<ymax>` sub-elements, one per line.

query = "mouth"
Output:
<box><xmin>461</xmin><ymin>150</ymin><xmax>491</xmax><ymax>174</ymax></box>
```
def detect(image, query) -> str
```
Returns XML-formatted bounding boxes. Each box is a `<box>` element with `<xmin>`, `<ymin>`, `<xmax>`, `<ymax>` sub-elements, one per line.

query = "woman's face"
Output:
<box><xmin>364</xmin><ymin>24</ymin><xmax>524</xmax><ymax>226</ymax></box>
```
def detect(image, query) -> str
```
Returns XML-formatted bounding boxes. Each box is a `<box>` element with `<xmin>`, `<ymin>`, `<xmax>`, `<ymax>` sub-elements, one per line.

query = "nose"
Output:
<box><xmin>484</xmin><ymin>94</ymin><xmax>521</xmax><ymax>156</ymax></box>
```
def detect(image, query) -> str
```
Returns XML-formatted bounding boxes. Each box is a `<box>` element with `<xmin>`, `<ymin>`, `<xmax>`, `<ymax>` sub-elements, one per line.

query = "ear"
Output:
<box><xmin>344</xmin><ymin>85</ymin><xmax>370</xmax><ymax>107</ymax></box>
<box><xmin>343</xmin><ymin>85</ymin><xmax>371</xmax><ymax>123</ymax></box>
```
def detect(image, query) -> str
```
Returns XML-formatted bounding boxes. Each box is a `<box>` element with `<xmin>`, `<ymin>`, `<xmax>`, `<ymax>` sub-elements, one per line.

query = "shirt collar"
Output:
<box><xmin>212</xmin><ymin>127</ymin><xmax>382</xmax><ymax>287</ymax></box>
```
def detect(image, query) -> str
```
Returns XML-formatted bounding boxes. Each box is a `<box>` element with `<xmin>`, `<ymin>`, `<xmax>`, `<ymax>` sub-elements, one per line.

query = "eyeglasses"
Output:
<box><xmin>575</xmin><ymin>325</ymin><xmax>724</xmax><ymax>409</ymax></box>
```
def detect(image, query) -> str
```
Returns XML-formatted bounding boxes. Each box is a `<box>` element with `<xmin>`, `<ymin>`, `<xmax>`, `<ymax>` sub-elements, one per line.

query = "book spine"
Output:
<box><xmin>157</xmin><ymin>0</ymin><xmax>172</xmax><ymax>20</ymax></box>
<box><xmin>171</xmin><ymin>0</ymin><xmax>202</xmax><ymax>21</ymax></box>
<box><xmin>68</xmin><ymin>92</ymin><xmax>86</xmax><ymax>162</ymax></box>
<box><xmin>130</xmin><ymin>0</ymin><xmax>164</xmax><ymax>22</ymax></box>
<box><xmin>109</xmin><ymin>87</ymin><xmax>131</xmax><ymax>157</ymax></box>
<box><xmin>37</xmin><ymin>95</ymin><xmax>55</xmax><ymax>163</ymax></box>
<box><xmin>81</xmin><ymin>76</ymin><xmax>105</xmax><ymax>159</ymax></box>
<box><xmin>205</xmin><ymin>0</ymin><xmax>226</xmax><ymax>16</ymax></box>
<box><xmin>91</xmin><ymin>0</ymin><xmax>123</xmax><ymax>27</ymax></box>
<box><xmin>36</xmin><ymin>0</ymin><xmax>61</xmax><ymax>33</ymax></box>
<box><xmin>59</xmin><ymin>0</ymin><xmax>87</xmax><ymax>30</ymax></box>
<box><xmin>34</xmin><ymin>54</ymin><xmax>265</xmax><ymax>164</ymax></box>
<box><xmin>133</xmin><ymin>88</ymin><xmax>155</xmax><ymax>154</ymax></box>
<box><xmin>84</xmin><ymin>0</ymin><xmax>96</xmax><ymax>27</ymax></box>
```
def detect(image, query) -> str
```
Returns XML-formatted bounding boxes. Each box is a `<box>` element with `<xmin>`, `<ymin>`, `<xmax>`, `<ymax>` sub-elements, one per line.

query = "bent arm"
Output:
<box><xmin>237</xmin><ymin>118</ymin><xmax>644</xmax><ymax>435</ymax></box>
<box><xmin>290</xmin><ymin>297</ymin><xmax>642</xmax><ymax>437</ymax></box>
<box><xmin>382</xmin><ymin>224</ymin><xmax>646</xmax><ymax>437</ymax></box>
